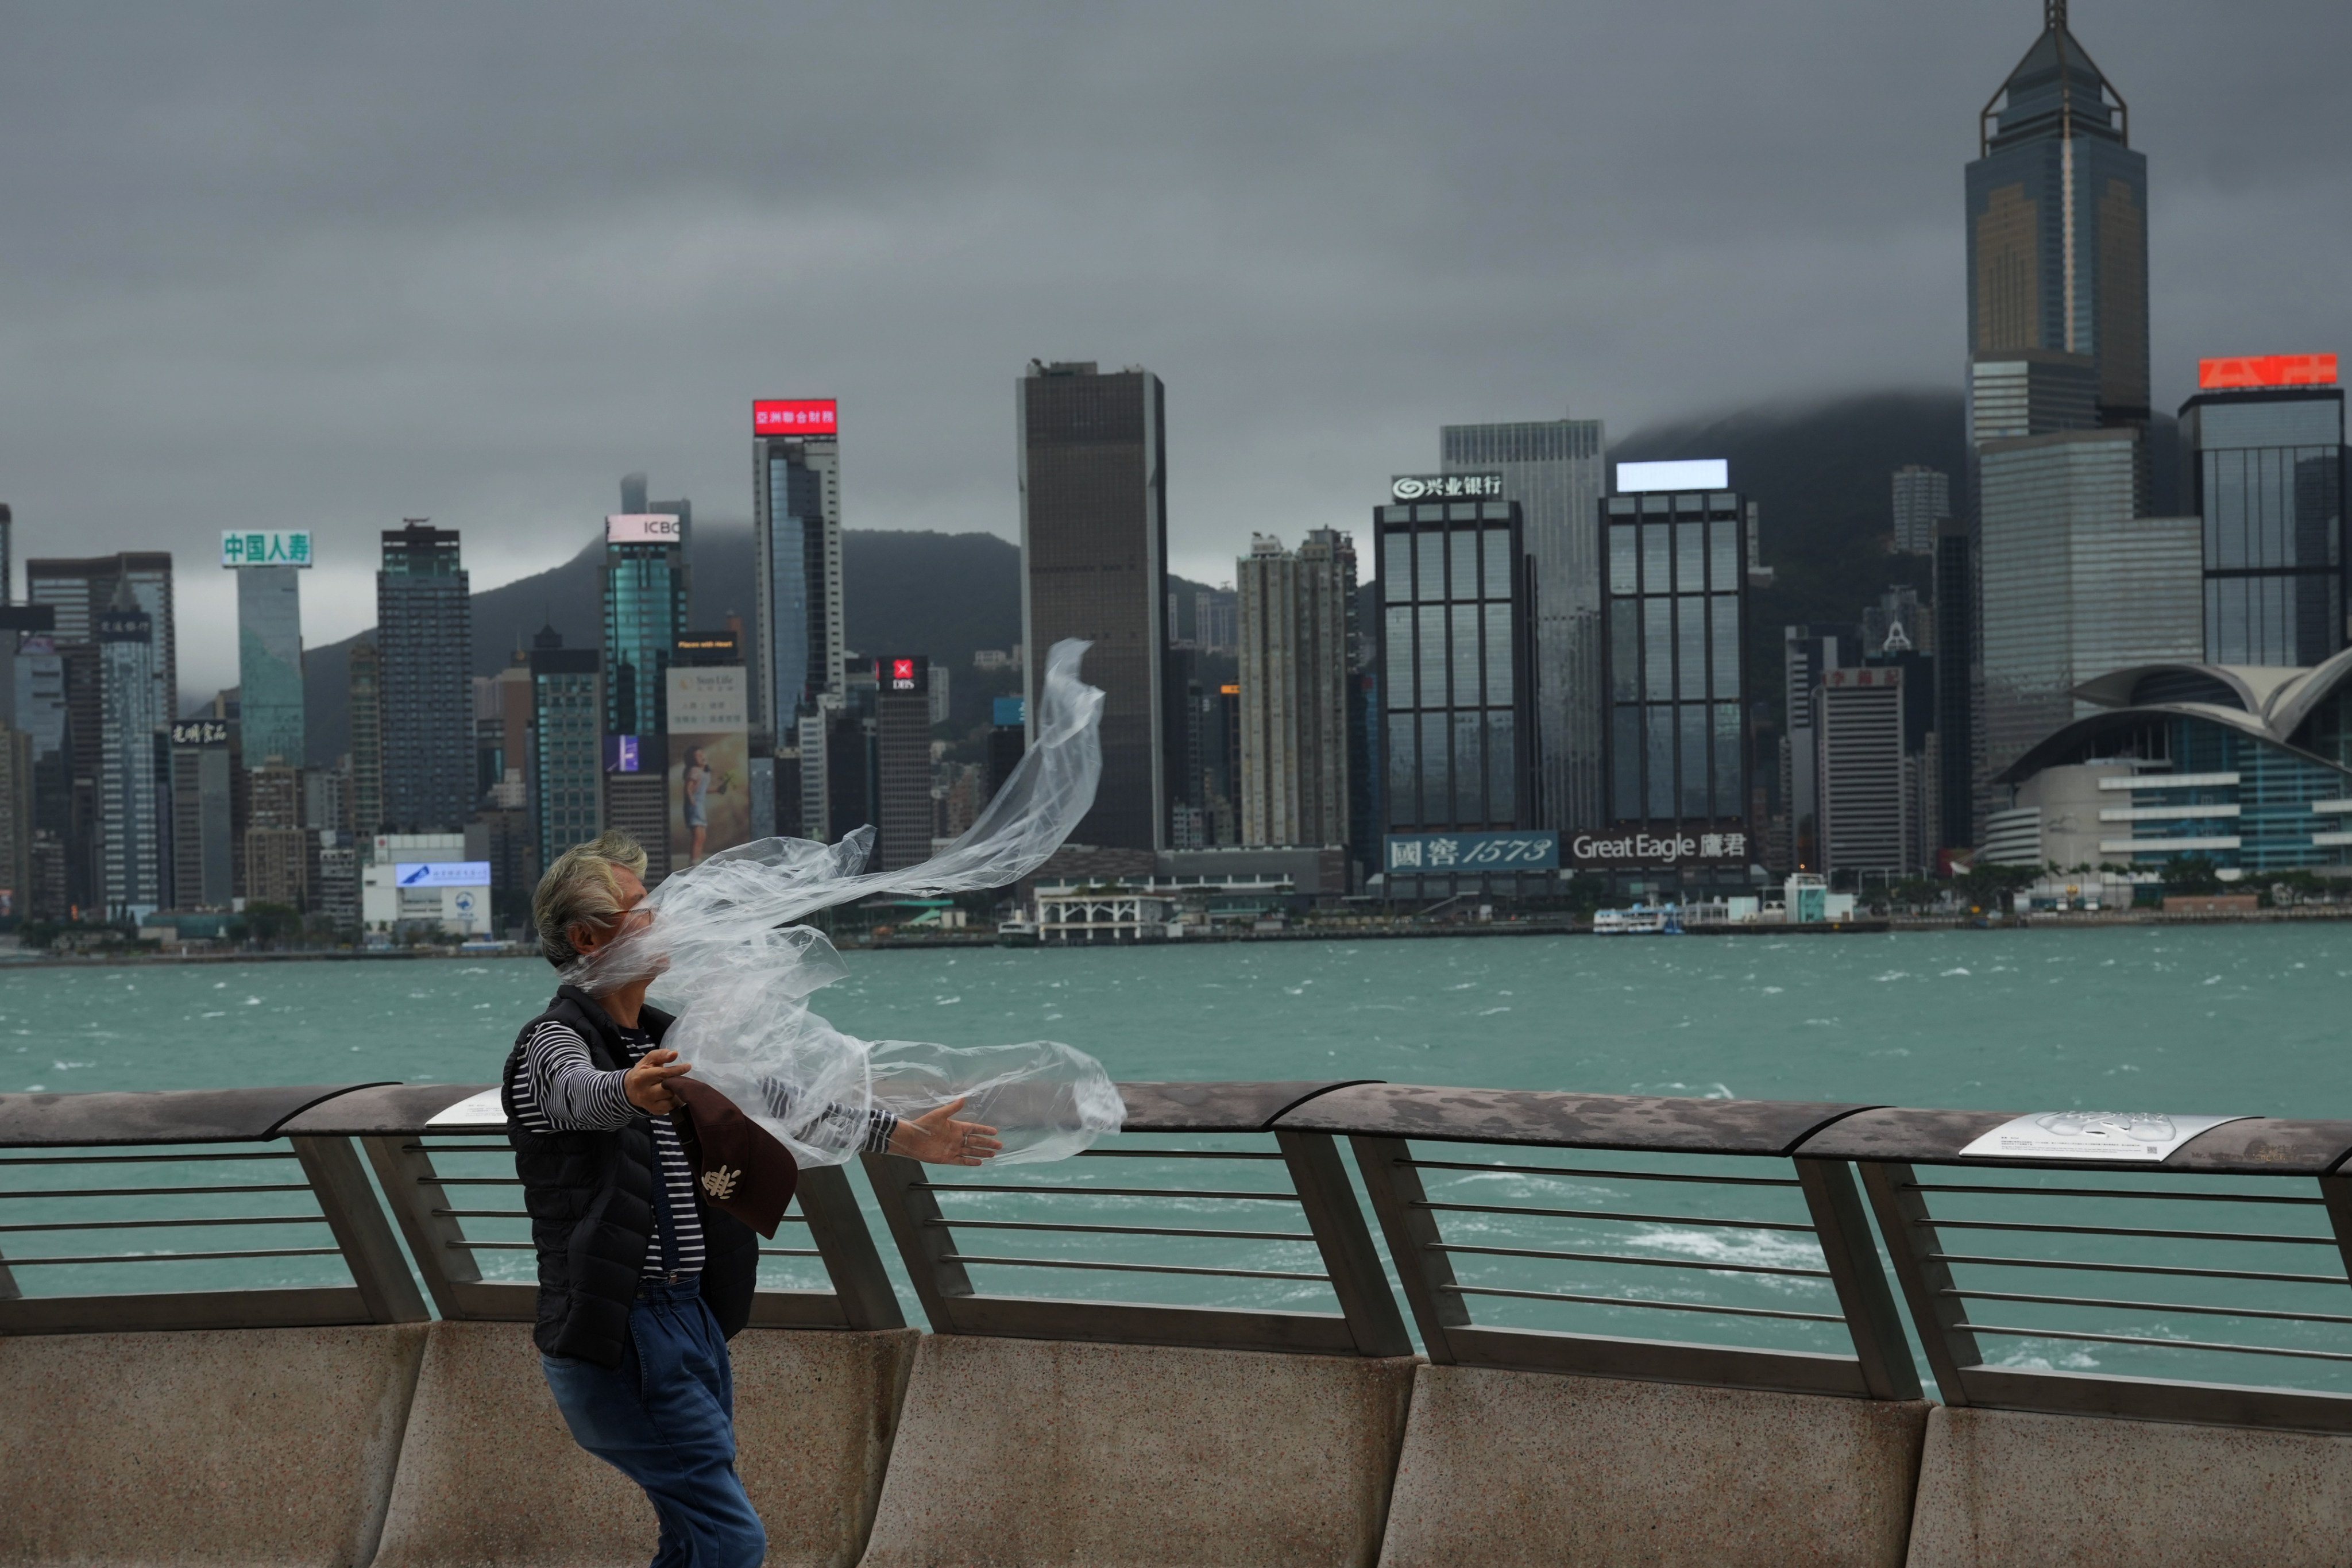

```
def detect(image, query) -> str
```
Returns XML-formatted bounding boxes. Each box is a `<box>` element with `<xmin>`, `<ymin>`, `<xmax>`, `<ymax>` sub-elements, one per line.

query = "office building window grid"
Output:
<box><xmin>1602</xmin><ymin>493</ymin><xmax>1747</xmax><ymax>825</ymax></box>
<box><xmin>603</xmin><ymin>546</ymin><xmax>687</xmax><ymax>741</ymax></box>
<box><xmin>1441</xmin><ymin>419</ymin><xmax>1609</xmax><ymax>837</ymax></box>
<box><xmin>2185</xmin><ymin>392</ymin><xmax>2346</xmax><ymax>667</ymax></box>
<box><xmin>1377</xmin><ymin>499</ymin><xmax>1527</xmax><ymax>832</ymax></box>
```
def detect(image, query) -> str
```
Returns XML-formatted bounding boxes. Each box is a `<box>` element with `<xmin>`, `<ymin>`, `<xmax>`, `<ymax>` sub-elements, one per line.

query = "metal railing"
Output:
<box><xmin>6</xmin><ymin>1078</ymin><xmax>2352</xmax><ymax>1432</ymax></box>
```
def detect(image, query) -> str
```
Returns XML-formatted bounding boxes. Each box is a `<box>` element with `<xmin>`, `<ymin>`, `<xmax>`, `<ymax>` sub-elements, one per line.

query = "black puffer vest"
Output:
<box><xmin>502</xmin><ymin>986</ymin><xmax>758</xmax><ymax>1368</ymax></box>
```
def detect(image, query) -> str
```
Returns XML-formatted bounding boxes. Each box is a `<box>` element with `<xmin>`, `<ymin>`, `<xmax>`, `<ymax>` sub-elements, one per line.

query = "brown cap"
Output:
<box><xmin>670</xmin><ymin>1077</ymin><xmax>800</xmax><ymax>1238</ymax></box>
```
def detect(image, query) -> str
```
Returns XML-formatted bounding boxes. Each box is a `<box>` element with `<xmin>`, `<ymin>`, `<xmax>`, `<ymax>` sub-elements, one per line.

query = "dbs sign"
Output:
<box><xmin>754</xmin><ymin>399</ymin><xmax>838</xmax><ymax>434</ymax></box>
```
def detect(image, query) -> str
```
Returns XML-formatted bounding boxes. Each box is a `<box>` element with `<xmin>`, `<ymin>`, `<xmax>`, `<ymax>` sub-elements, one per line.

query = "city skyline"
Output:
<box><xmin>5</xmin><ymin>3</ymin><xmax>2348</xmax><ymax>697</ymax></box>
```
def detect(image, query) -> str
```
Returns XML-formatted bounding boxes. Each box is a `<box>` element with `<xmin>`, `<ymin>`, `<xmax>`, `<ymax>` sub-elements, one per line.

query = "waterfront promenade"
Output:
<box><xmin>5</xmin><ymin>1075</ymin><xmax>2352</xmax><ymax>1567</ymax></box>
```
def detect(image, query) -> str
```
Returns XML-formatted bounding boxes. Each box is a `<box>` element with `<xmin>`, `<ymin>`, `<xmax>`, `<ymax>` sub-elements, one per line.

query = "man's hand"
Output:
<box><xmin>890</xmin><ymin>1097</ymin><xmax>1003</xmax><ymax>1166</ymax></box>
<box><xmin>625</xmin><ymin>1048</ymin><xmax>693</xmax><ymax>1115</ymax></box>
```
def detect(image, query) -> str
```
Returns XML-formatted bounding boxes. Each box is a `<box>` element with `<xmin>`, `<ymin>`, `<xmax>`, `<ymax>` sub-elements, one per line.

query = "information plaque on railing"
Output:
<box><xmin>1956</xmin><ymin>1111</ymin><xmax>2253</xmax><ymax>1162</ymax></box>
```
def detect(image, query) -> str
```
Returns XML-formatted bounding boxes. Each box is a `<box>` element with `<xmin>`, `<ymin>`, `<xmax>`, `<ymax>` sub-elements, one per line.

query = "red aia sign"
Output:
<box><xmin>2197</xmin><ymin>354</ymin><xmax>2338</xmax><ymax>390</ymax></box>
<box><xmin>754</xmin><ymin>399</ymin><xmax>838</xmax><ymax>434</ymax></box>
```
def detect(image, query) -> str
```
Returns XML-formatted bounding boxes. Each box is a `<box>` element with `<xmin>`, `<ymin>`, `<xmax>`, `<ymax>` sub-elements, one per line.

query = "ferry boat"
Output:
<box><xmin>1593</xmin><ymin>902</ymin><xmax>1684</xmax><ymax>935</ymax></box>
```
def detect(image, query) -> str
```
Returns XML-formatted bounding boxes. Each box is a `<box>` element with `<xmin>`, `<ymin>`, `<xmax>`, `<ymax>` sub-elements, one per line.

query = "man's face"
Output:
<box><xmin>576</xmin><ymin>867</ymin><xmax>652</xmax><ymax>956</ymax></box>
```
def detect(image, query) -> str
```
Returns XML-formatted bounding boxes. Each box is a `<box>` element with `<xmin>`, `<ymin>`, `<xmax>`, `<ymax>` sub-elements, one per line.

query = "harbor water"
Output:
<box><xmin>7</xmin><ymin>924</ymin><xmax>2349</xmax><ymax>1396</ymax></box>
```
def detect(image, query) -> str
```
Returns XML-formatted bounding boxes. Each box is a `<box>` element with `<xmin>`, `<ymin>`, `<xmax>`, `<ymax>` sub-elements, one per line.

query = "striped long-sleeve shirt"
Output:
<box><xmin>508</xmin><ymin>1021</ymin><xmax>900</xmax><ymax>1280</ymax></box>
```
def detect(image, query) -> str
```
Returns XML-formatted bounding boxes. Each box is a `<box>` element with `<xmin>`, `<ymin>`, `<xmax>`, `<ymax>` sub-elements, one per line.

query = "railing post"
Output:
<box><xmin>1349</xmin><ymin>1134</ymin><xmax>1468</xmax><ymax>1364</ymax></box>
<box><xmin>291</xmin><ymin>1135</ymin><xmax>428</xmax><ymax>1324</ymax></box>
<box><xmin>1276</xmin><ymin>1130</ymin><xmax>1411</xmax><ymax>1358</ymax></box>
<box><xmin>2317</xmin><ymin>1174</ymin><xmax>2352</xmax><ymax>1285</ymax></box>
<box><xmin>796</xmin><ymin>1163</ymin><xmax>906</xmax><ymax>1331</ymax></box>
<box><xmin>861</xmin><ymin>1152</ymin><xmax>975</xmax><ymax>1332</ymax></box>
<box><xmin>1857</xmin><ymin>1161</ymin><xmax>1979</xmax><ymax>1404</ymax></box>
<box><xmin>1794</xmin><ymin>1157</ymin><xmax>1921</xmax><ymax>1400</ymax></box>
<box><xmin>360</xmin><ymin>1134</ymin><xmax>485</xmax><ymax>1319</ymax></box>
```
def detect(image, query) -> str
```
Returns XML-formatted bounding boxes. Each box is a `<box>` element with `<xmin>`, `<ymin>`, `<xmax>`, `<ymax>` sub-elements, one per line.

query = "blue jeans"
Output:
<box><xmin>540</xmin><ymin>1279</ymin><xmax>767</xmax><ymax>1568</ymax></box>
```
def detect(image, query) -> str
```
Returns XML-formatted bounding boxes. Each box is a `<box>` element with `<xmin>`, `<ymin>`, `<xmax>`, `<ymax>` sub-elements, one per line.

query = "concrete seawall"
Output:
<box><xmin>11</xmin><ymin>1323</ymin><xmax>2352</xmax><ymax>1567</ymax></box>
<box><xmin>1377</xmin><ymin>1366</ymin><xmax>1930</xmax><ymax>1568</ymax></box>
<box><xmin>0</xmin><ymin>1324</ymin><xmax>428</xmax><ymax>1568</ymax></box>
<box><xmin>859</xmin><ymin>1337</ymin><xmax>1419</xmax><ymax>1568</ymax></box>
<box><xmin>366</xmin><ymin>1323</ymin><xmax>920</xmax><ymax>1568</ymax></box>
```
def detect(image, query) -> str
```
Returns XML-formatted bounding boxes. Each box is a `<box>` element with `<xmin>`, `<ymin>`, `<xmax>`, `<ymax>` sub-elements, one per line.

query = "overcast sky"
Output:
<box><xmin>4</xmin><ymin>1</ymin><xmax>2349</xmax><ymax>696</ymax></box>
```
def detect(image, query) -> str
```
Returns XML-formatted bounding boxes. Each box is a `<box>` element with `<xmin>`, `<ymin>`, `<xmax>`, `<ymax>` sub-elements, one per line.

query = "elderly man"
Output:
<box><xmin>506</xmin><ymin>830</ymin><xmax>994</xmax><ymax>1568</ymax></box>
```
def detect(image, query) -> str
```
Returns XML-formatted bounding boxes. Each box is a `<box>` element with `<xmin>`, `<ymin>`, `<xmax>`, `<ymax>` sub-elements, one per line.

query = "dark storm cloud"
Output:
<box><xmin>3</xmin><ymin>1</ymin><xmax>2347</xmax><ymax>694</ymax></box>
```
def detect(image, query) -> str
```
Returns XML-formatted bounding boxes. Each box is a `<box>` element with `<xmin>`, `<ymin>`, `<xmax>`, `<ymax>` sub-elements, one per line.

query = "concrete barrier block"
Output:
<box><xmin>368</xmin><ymin>1322</ymin><xmax>919</xmax><ymax>1568</ymax></box>
<box><xmin>859</xmin><ymin>1337</ymin><xmax>1419</xmax><ymax>1568</ymax></box>
<box><xmin>0</xmin><ymin>1323</ymin><xmax>430</xmax><ymax>1568</ymax></box>
<box><xmin>1904</xmin><ymin>1404</ymin><xmax>2352</xmax><ymax>1567</ymax></box>
<box><xmin>1377</xmin><ymin>1364</ymin><xmax>1930</xmax><ymax>1568</ymax></box>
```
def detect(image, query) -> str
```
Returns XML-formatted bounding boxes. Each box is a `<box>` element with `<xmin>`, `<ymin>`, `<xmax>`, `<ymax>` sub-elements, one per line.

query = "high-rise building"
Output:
<box><xmin>1780</xmin><ymin>625</ymin><xmax>1861</xmax><ymax>872</ymax></box>
<box><xmin>984</xmin><ymin>696</ymin><xmax>1027</xmax><ymax>814</ymax></box>
<box><xmin>0</xmin><ymin>725</ymin><xmax>30</xmax><ymax>918</ymax></box>
<box><xmin>1978</xmin><ymin>428</ymin><xmax>2202</xmax><ymax>782</ymax></box>
<box><xmin>1375</xmin><ymin>482</ymin><xmax>1543</xmax><ymax>893</ymax></box>
<box><xmin>1891</xmin><ymin>467</ymin><xmax>1952</xmax><ymax>556</ymax></box>
<box><xmin>169</xmin><ymin>718</ymin><xmax>236</xmax><ymax>909</ymax></box>
<box><xmin>347</xmin><ymin>642</ymin><xmax>384</xmax><ymax>839</ymax></box>
<box><xmin>1815</xmin><ymin>666</ymin><xmax>1913</xmax><ymax>879</ymax></box>
<box><xmin>226</xmin><ymin>531</ymin><xmax>309</xmax><ymax>769</ymax></box>
<box><xmin>1967</xmin><ymin>3</ymin><xmax>2149</xmax><ymax>454</ymax></box>
<box><xmin>1596</xmin><ymin>471</ymin><xmax>1755</xmax><ymax>890</ymax></box>
<box><xmin>1441</xmin><ymin>419</ymin><xmax>1609</xmax><ymax>835</ymax></box>
<box><xmin>28</xmin><ymin>553</ymin><xmax>175</xmax><ymax>729</ymax></box>
<box><xmin>1932</xmin><ymin>520</ymin><xmax>1983</xmax><ymax>852</ymax></box>
<box><xmin>1968</xmin><ymin>351</ymin><xmax>2101</xmax><ymax>448</ymax></box>
<box><xmin>0</xmin><ymin>504</ymin><xmax>13</xmax><ymax>603</ymax></box>
<box><xmin>376</xmin><ymin>522</ymin><xmax>472</xmax><ymax>832</ymax></box>
<box><xmin>243</xmin><ymin>762</ymin><xmax>308</xmax><ymax>910</ymax></box>
<box><xmin>1017</xmin><ymin>361</ymin><xmax>1169</xmax><ymax>851</ymax></box>
<box><xmin>473</xmin><ymin>652</ymin><xmax>531</xmax><ymax>814</ymax></box>
<box><xmin>2179</xmin><ymin>355</ymin><xmax>2346</xmax><ymax>667</ymax></box>
<box><xmin>1235</xmin><ymin>532</ymin><xmax>1352</xmax><ymax>849</ymax></box>
<box><xmin>97</xmin><ymin>582</ymin><xmax>163</xmax><ymax>921</ymax></box>
<box><xmin>873</xmin><ymin>656</ymin><xmax>932</xmax><ymax>871</ymax></box>
<box><xmin>752</xmin><ymin>401</ymin><xmax>844</xmax><ymax>740</ymax></box>
<box><xmin>604</xmin><ymin>503</ymin><xmax>690</xmax><ymax>759</ymax></box>
<box><xmin>529</xmin><ymin>628</ymin><xmax>602</xmax><ymax>872</ymax></box>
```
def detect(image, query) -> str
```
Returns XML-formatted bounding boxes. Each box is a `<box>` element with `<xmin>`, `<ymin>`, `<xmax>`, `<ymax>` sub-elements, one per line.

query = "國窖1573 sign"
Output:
<box><xmin>1385</xmin><ymin>831</ymin><xmax>1558</xmax><ymax>873</ymax></box>
<box><xmin>1392</xmin><ymin>473</ymin><xmax>1504</xmax><ymax>502</ymax></box>
<box><xmin>221</xmin><ymin>531</ymin><xmax>313</xmax><ymax>568</ymax></box>
<box><xmin>1569</xmin><ymin>828</ymin><xmax>1750</xmax><ymax>869</ymax></box>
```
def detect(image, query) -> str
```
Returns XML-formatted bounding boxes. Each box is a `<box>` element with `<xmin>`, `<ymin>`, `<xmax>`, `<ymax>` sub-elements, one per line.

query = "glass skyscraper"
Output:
<box><xmin>2180</xmin><ymin>381</ymin><xmax>2346</xmax><ymax>667</ymax></box>
<box><xmin>376</xmin><ymin>521</ymin><xmax>473</xmax><ymax>833</ymax></box>
<box><xmin>1978</xmin><ymin>428</ymin><xmax>2201</xmax><ymax>779</ymax></box>
<box><xmin>528</xmin><ymin>629</ymin><xmax>602</xmax><ymax>871</ymax></box>
<box><xmin>234</xmin><ymin>565</ymin><xmax>305</xmax><ymax>768</ymax></box>
<box><xmin>1598</xmin><ymin>486</ymin><xmax>1751</xmax><ymax>880</ymax></box>
<box><xmin>1966</xmin><ymin>4</ymin><xmax>2149</xmax><ymax>446</ymax></box>
<box><xmin>1018</xmin><ymin>361</ymin><xmax>1171</xmax><ymax>851</ymax></box>
<box><xmin>754</xmin><ymin>419</ymin><xmax>843</xmax><ymax>739</ymax></box>
<box><xmin>1376</xmin><ymin>492</ymin><xmax>1534</xmax><ymax>838</ymax></box>
<box><xmin>1440</xmin><ymin>419</ymin><xmax>1608</xmax><ymax>836</ymax></box>
<box><xmin>603</xmin><ymin>501</ymin><xmax>690</xmax><ymax>748</ymax></box>
<box><xmin>97</xmin><ymin>582</ymin><xmax>162</xmax><ymax>921</ymax></box>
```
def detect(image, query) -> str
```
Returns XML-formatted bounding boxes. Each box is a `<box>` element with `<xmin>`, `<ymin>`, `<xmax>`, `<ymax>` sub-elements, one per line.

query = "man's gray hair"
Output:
<box><xmin>534</xmin><ymin>830</ymin><xmax>650</xmax><ymax>968</ymax></box>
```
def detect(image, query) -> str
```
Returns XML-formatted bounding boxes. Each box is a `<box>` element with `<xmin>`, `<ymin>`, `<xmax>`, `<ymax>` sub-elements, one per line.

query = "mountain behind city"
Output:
<box><xmin>300</xmin><ymin>388</ymin><xmax>2184</xmax><ymax>765</ymax></box>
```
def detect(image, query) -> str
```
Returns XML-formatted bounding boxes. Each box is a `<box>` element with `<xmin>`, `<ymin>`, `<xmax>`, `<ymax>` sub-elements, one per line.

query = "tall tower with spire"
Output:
<box><xmin>1965</xmin><ymin>1</ymin><xmax>2149</xmax><ymax>452</ymax></box>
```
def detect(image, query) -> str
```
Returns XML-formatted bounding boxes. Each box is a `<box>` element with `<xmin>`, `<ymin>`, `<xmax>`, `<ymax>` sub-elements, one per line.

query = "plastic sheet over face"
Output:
<box><xmin>567</xmin><ymin>638</ymin><xmax>1125</xmax><ymax>1165</ymax></box>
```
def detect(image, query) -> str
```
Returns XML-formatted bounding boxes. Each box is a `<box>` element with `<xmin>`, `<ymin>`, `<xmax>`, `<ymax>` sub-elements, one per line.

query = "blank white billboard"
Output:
<box><xmin>1616</xmin><ymin>459</ymin><xmax>1729</xmax><ymax>494</ymax></box>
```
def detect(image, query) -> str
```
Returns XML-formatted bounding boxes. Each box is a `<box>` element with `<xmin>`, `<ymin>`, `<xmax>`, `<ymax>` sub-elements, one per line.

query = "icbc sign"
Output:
<box><xmin>2197</xmin><ymin>354</ymin><xmax>2338</xmax><ymax>390</ymax></box>
<box><xmin>754</xmin><ymin>399</ymin><xmax>838</xmax><ymax>435</ymax></box>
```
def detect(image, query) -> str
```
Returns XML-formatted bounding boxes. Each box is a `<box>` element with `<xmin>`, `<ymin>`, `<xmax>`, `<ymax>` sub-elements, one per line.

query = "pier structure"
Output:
<box><xmin>5</xmin><ymin>1079</ymin><xmax>2352</xmax><ymax>1565</ymax></box>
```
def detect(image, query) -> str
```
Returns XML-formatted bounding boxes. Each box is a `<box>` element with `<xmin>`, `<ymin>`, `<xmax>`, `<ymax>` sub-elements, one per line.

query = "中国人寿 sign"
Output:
<box><xmin>1569</xmin><ymin>828</ymin><xmax>1749</xmax><ymax>869</ymax></box>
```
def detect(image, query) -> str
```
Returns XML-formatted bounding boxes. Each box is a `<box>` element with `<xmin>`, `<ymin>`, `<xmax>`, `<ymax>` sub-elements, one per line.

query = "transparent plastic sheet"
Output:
<box><xmin>566</xmin><ymin>638</ymin><xmax>1124</xmax><ymax>1165</ymax></box>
